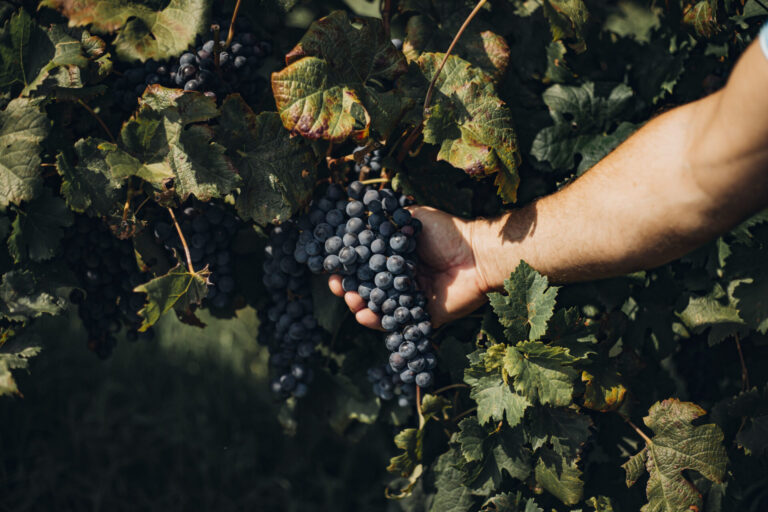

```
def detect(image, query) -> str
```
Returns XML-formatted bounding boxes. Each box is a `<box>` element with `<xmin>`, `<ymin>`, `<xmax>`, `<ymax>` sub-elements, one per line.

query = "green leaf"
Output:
<box><xmin>417</xmin><ymin>53</ymin><xmax>521</xmax><ymax>203</ymax></box>
<box><xmin>0</xmin><ymin>9</ymin><xmax>54</xmax><ymax>94</ymax></box>
<box><xmin>8</xmin><ymin>189</ymin><xmax>74</xmax><ymax>262</ymax></box>
<box><xmin>169</xmin><ymin>125</ymin><xmax>239</xmax><ymax>202</ymax></box>
<box><xmin>388</xmin><ymin>427</ymin><xmax>422</xmax><ymax>477</ymax></box>
<box><xmin>503</xmin><ymin>341</ymin><xmax>578</xmax><ymax>407</ymax></box>
<box><xmin>271</xmin><ymin>11</ymin><xmax>407</xmax><ymax>142</ymax></box>
<box><xmin>40</xmin><ymin>0</ymin><xmax>209</xmax><ymax>61</ymax></box>
<box><xmin>421</xmin><ymin>393</ymin><xmax>452</xmax><ymax>422</ymax></box>
<box><xmin>677</xmin><ymin>291</ymin><xmax>743</xmax><ymax>331</ymax></box>
<box><xmin>0</xmin><ymin>97</ymin><xmax>49</xmax><ymax>210</ymax></box>
<box><xmin>728</xmin><ymin>384</ymin><xmax>768</xmax><ymax>456</ymax></box>
<box><xmin>481</xmin><ymin>492</ymin><xmax>543</xmax><ymax>511</ymax></box>
<box><xmin>0</xmin><ymin>269</ymin><xmax>68</xmax><ymax>322</ymax></box>
<box><xmin>430</xmin><ymin>447</ymin><xmax>478</xmax><ymax>512</ymax></box>
<box><xmin>0</xmin><ymin>328</ymin><xmax>41</xmax><ymax>397</ymax></box>
<box><xmin>217</xmin><ymin>96</ymin><xmax>316</xmax><ymax>225</ymax></box>
<box><xmin>133</xmin><ymin>264</ymin><xmax>208</xmax><ymax>331</ymax></box>
<box><xmin>458</xmin><ymin>418</ymin><xmax>531</xmax><ymax>492</ymax></box>
<box><xmin>623</xmin><ymin>399</ymin><xmax>727</xmax><ymax>512</ymax></box>
<box><xmin>524</xmin><ymin>406</ymin><xmax>591</xmax><ymax>457</ymax></box>
<box><xmin>391</xmin><ymin>164</ymin><xmax>474</xmax><ymax>218</ymax></box>
<box><xmin>488</xmin><ymin>261</ymin><xmax>559</xmax><ymax>343</ymax></box>
<box><xmin>534</xmin><ymin>447</ymin><xmax>584</xmax><ymax>505</ymax></box>
<box><xmin>402</xmin><ymin>7</ymin><xmax>510</xmax><ymax>81</ymax></box>
<box><xmin>465</xmin><ymin>370</ymin><xmax>530</xmax><ymax>427</ymax></box>
<box><xmin>582</xmin><ymin>367</ymin><xmax>627</xmax><ymax>412</ymax></box>
<box><xmin>310</xmin><ymin>273</ymin><xmax>346</xmax><ymax>334</ymax></box>
<box><xmin>57</xmin><ymin>143</ymin><xmax>122</xmax><ymax>216</ymax></box>
<box><xmin>531</xmin><ymin>82</ymin><xmax>636</xmax><ymax>174</ymax></box>
<box><xmin>541</xmin><ymin>0</ymin><xmax>589</xmax><ymax>53</ymax></box>
<box><xmin>733</xmin><ymin>272</ymin><xmax>768</xmax><ymax>333</ymax></box>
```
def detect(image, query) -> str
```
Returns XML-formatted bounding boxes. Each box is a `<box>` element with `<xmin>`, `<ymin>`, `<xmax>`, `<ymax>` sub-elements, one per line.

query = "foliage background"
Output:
<box><xmin>1</xmin><ymin>0</ymin><xmax>768</xmax><ymax>510</ymax></box>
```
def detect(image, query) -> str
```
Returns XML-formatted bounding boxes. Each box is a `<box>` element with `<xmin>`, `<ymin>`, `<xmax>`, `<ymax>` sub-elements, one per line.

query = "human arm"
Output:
<box><xmin>330</xmin><ymin>38</ymin><xmax>768</xmax><ymax>328</ymax></box>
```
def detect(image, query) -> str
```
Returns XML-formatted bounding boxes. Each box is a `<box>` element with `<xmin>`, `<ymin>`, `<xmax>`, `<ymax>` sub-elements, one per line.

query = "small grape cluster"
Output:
<box><xmin>353</xmin><ymin>147</ymin><xmax>384</xmax><ymax>175</ymax></box>
<box><xmin>298</xmin><ymin>181</ymin><xmax>437</xmax><ymax>390</ymax></box>
<box><xmin>260</xmin><ymin>222</ymin><xmax>323</xmax><ymax>398</ymax></box>
<box><xmin>367</xmin><ymin>365</ymin><xmax>416</xmax><ymax>408</ymax></box>
<box><xmin>64</xmin><ymin>216</ymin><xmax>153</xmax><ymax>358</ymax></box>
<box><xmin>112</xmin><ymin>20</ymin><xmax>271</xmax><ymax>113</ymax></box>
<box><xmin>151</xmin><ymin>201</ymin><xmax>240</xmax><ymax>310</ymax></box>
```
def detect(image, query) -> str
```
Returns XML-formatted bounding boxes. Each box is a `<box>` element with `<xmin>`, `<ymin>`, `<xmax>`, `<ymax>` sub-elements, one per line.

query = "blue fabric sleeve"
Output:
<box><xmin>761</xmin><ymin>21</ymin><xmax>768</xmax><ymax>59</ymax></box>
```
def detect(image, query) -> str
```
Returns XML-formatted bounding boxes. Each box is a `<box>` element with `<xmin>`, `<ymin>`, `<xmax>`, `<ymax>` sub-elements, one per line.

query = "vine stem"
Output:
<box><xmin>225</xmin><ymin>0</ymin><xmax>243</xmax><ymax>48</ymax></box>
<box><xmin>212</xmin><ymin>24</ymin><xmax>222</xmax><ymax>69</ymax></box>
<box><xmin>754</xmin><ymin>0</ymin><xmax>768</xmax><ymax>13</ymax></box>
<box><xmin>416</xmin><ymin>386</ymin><xmax>425</xmax><ymax>429</ymax></box>
<box><xmin>77</xmin><ymin>99</ymin><xmax>115</xmax><ymax>143</ymax></box>
<box><xmin>624</xmin><ymin>416</ymin><xmax>653</xmax><ymax>446</ymax></box>
<box><xmin>432</xmin><ymin>383</ymin><xmax>469</xmax><ymax>395</ymax></box>
<box><xmin>167</xmin><ymin>207</ymin><xmax>195</xmax><ymax>273</ymax></box>
<box><xmin>449</xmin><ymin>406</ymin><xmax>477</xmax><ymax>424</ymax></box>
<box><xmin>422</xmin><ymin>0</ymin><xmax>488</xmax><ymax>114</ymax></box>
<box><xmin>734</xmin><ymin>333</ymin><xmax>750</xmax><ymax>391</ymax></box>
<box><xmin>121</xmin><ymin>185</ymin><xmax>134</xmax><ymax>222</ymax></box>
<box><xmin>360</xmin><ymin>177</ymin><xmax>389</xmax><ymax>185</ymax></box>
<box><xmin>382</xmin><ymin>0</ymin><xmax>392</xmax><ymax>38</ymax></box>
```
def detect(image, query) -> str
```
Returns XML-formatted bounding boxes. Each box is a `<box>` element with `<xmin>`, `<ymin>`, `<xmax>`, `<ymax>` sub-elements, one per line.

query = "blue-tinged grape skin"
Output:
<box><xmin>415</xmin><ymin>372</ymin><xmax>433</xmax><ymax>388</ymax></box>
<box><xmin>381</xmin><ymin>315</ymin><xmax>398</xmax><ymax>331</ymax></box>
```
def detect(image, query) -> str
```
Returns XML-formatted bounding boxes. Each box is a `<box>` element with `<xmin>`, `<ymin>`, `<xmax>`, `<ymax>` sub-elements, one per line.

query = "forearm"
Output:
<box><xmin>473</xmin><ymin>41</ymin><xmax>768</xmax><ymax>289</ymax></box>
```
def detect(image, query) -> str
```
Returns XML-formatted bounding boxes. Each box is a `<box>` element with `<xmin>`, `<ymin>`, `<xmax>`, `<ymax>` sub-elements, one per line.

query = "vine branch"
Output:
<box><xmin>734</xmin><ymin>333</ymin><xmax>750</xmax><ymax>391</ymax></box>
<box><xmin>422</xmin><ymin>0</ymin><xmax>488</xmax><ymax>114</ymax></box>
<box><xmin>623</xmin><ymin>416</ymin><xmax>653</xmax><ymax>446</ymax></box>
<box><xmin>167</xmin><ymin>207</ymin><xmax>194</xmax><ymax>273</ymax></box>
<box><xmin>77</xmin><ymin>99</ymin><xmax>115</xmax><ymax>143</ymax></box>
<box><xmin>432</xmin><ymin>383</ymin><xmax>468</xmax><ymax>395</ymax></box>
<box><xmin>225</xmin><ymin>0</ymin><xmax>243</xmax><ymax>48</ymax></box>
<box><xmin>360</xmin><ymin>177</ymin><xmax>389</xmax><ymax>185</ymax></box>
<box><xmin>416</xmin><ymin>385</ymin><xmax>425</xmax><ymax>429</ymax></box>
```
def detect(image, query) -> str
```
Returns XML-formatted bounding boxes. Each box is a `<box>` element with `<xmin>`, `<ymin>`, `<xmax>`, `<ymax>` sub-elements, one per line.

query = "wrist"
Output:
<box><xmin>468</xmin><ymin>208</ymin><xmax>534</xmax><ymax>294</ymax></box>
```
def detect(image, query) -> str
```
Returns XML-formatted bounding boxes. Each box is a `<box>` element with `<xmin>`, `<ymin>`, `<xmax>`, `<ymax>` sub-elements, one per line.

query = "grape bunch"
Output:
<box><xmin>353</xmin><ymin>147</ymin><xmax>384</xmax><ymax>175</ymax></box>
<box><xmin>112</xmin><ymin>19</ymin><xmax>272</xmax><ymax>113</ymax></box>
<box><xmin>259</xmin><ymin>222</ymin><xmax>323</xmax><ymax>398</ymax></box>
<box><xmin>151</xmin><ymin>201</ymin><xmax>240</xmax><ymax>310</ymax></box>
<box><xmin>367</xmin><ymin>364</ymin><xmax>416</xmax><ymax>408</ymax></box>
<box><xmin>296</xmin><ymin>181</ymin><xmax>437</xmax><ymax>391</ymax></box>
<box><xmin>63</xmin><ymin>216</ymin><xmax>153</xmax><ymax>358</ymax></box>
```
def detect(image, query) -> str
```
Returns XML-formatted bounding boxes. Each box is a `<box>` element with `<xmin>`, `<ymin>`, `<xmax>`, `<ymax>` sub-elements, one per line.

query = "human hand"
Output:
<box><xmin>328</xmin><ymin>206</ymin><xmax>492</xmax><ymax>329</ymax></box>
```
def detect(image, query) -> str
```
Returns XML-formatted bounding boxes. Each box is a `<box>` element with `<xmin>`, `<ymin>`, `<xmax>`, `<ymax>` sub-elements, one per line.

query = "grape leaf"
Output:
<box><xmin>524</xmin><ymin>406</ymin><xmax>591</xmax><ymax>456</ymax></box>
<box><xmin>502</xmin><ymin>342</ymin><xmax>577</xmax><ymax>407</ymax></box>
<box><xmin>488</xmin><ymin>261</ymin><xmax>559</xmax><ymax>343</ymax></box>
<box><xmin>133</xmin><ymin>263</ymin><xmax>208</xmax><ymax>331</ymax></box>
<box><xmin>40</xmin><ymin>0</ymin><xmax>208</xmax><ymax>62</ymax></box>
<box><xmin>541</xmin><ymin>0</ymin><xmax>589</xmax><ymax>53</ymax></box>
<box><xmin>457</xmin><ymin>418</ymin><xmax>532</xmax><ymax>492</ymax></box>
<box><xmin>417</xmin><ymin>53</ymin><xmax>521</xmax><ymax>203</ymax></box>
<box><xmin>0</xmin><ymin>9</ymin><xmax>54</xmax><ymax>94</ymax></box>
<box><xmin>0</xmin><ymin>328</ymin><xmax>40</xmax><ymax>397</ymax></box>
<box><xmin>534</xmin><ymin>447</ymin><xmax>584</xmax><ymax>505</ymax></box>
<box><xmin>57</xmin><ymin>144</ymin><xmax>122</xmax><ymax>216</ymax></box>
<box><xmin>98</xmin><ymin>87</ymin><xmax>239</xmax><ymax>200</ymax></box>
<box><xmin>465</xmin><ymin>369</ymin><xmax>530</xmax><ymax>427</ymax></box>
<box><xmin>388</xmin><ymin>427</ymin><xmax>422</xmax><ymax>477</ymax></box>
<box><xmin>402</xmin><ymin>5</ymin><xmax>510</xmax><ymax>81</ymax></box>
<box><xmin>582</xmin><ymin>367</ymin><xmax>627</xmax><ymax>412</ymax></box>
<box><xmin>8</xmin><ymin>189</ymin><xmax>74</xmax><ymax>262</ymax></box>
<box><xmin>430</xmin><ymin>447</ymin><xmax>478</xmax><ymax>512</ymax></box>
<box><xmin>683</xmin><ymin>1</ymin><xmax>719</xmax><ymax>38</ymax></box>
<box><xmin>481</xmin><ymin>492</ymin><xmax>543</xmax><ymax>512</ymax></box>
<box><xmin>0</xmin><ymin>97</ymin><xmax>50</xmax><ymax>210</ymax></box>
<box><xmin>728</xmin><ymin>384</ymin><xmax>768</xmax><ymax>456</ymax></box>
<box><xmin>271</xmin><ymin>10</ymin><xmax>407</xmax><ymax>142</ymax></box>
<box><xmin>0</xmin><ymin>269</ymin><xmax>68</xmax><ymax>322</ymax></box>
<box><xmin>531</xmin><ymin>82</ymin><xmax>636</xmax><ymax>174</ymax></box>
<box><xmin>217</xmin><ymin>95</ymin><xmax>316</xmax><ymax>225</ymax></box>
<box><xmin>733</xmin><ymin>271</ymin><xmax>768</xmax><ymax>333</ymax></box>
<box><xmin>310</xmin><ymin>274</ymin><xmax>346</xmax><ymax>334</ymax></box>
<box><xmin>623</xmin><ymin>399</ymin><xmax>727</xmax><ymax>512</ymax></box>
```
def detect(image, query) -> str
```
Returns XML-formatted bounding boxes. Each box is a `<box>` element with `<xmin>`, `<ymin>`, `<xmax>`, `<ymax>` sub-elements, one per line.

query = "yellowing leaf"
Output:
<box><xmin>133</xmin><ymin>264</ymin><xmax>208</xmax><ymax>331</ymax></box>
<box><xmin>418</xmin><ymin>53</ymin><xmax>521</xmax><ymax>202</ymax></box>
<box><xmin>623</xmin><ymin>399</ymin><xmax>727</xmax><ymax>512</ymax></box>
<box><xmin>271</xmin><ymin>11</ymin><xmax>407</xmax><ymax>142</ymax></box>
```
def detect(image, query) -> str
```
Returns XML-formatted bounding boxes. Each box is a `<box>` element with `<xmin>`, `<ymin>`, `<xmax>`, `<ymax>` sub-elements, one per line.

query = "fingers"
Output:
<box><xmin>328</xmin><ymin>275</ymin><xmax>384</xmax><ymax>330</ymax></box>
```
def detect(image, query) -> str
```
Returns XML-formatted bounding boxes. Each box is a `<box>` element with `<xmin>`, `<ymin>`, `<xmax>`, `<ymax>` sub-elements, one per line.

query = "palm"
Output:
<box><xmin>327</xmin><ymin>206</ymin><xmax>488</xmax><ymax>329</ymax></box>
<box><xmin>410</xmin><ymin>207</ymin><xmax>488</xmax><ymax>326</ymax></box>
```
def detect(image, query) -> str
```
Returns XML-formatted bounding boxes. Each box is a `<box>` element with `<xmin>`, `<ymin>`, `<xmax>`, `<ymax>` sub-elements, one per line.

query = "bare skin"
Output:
<box><xmin>329</xmin><ymin>40</ymin><xmax>768</xmax><ymax>329</ymax></box>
